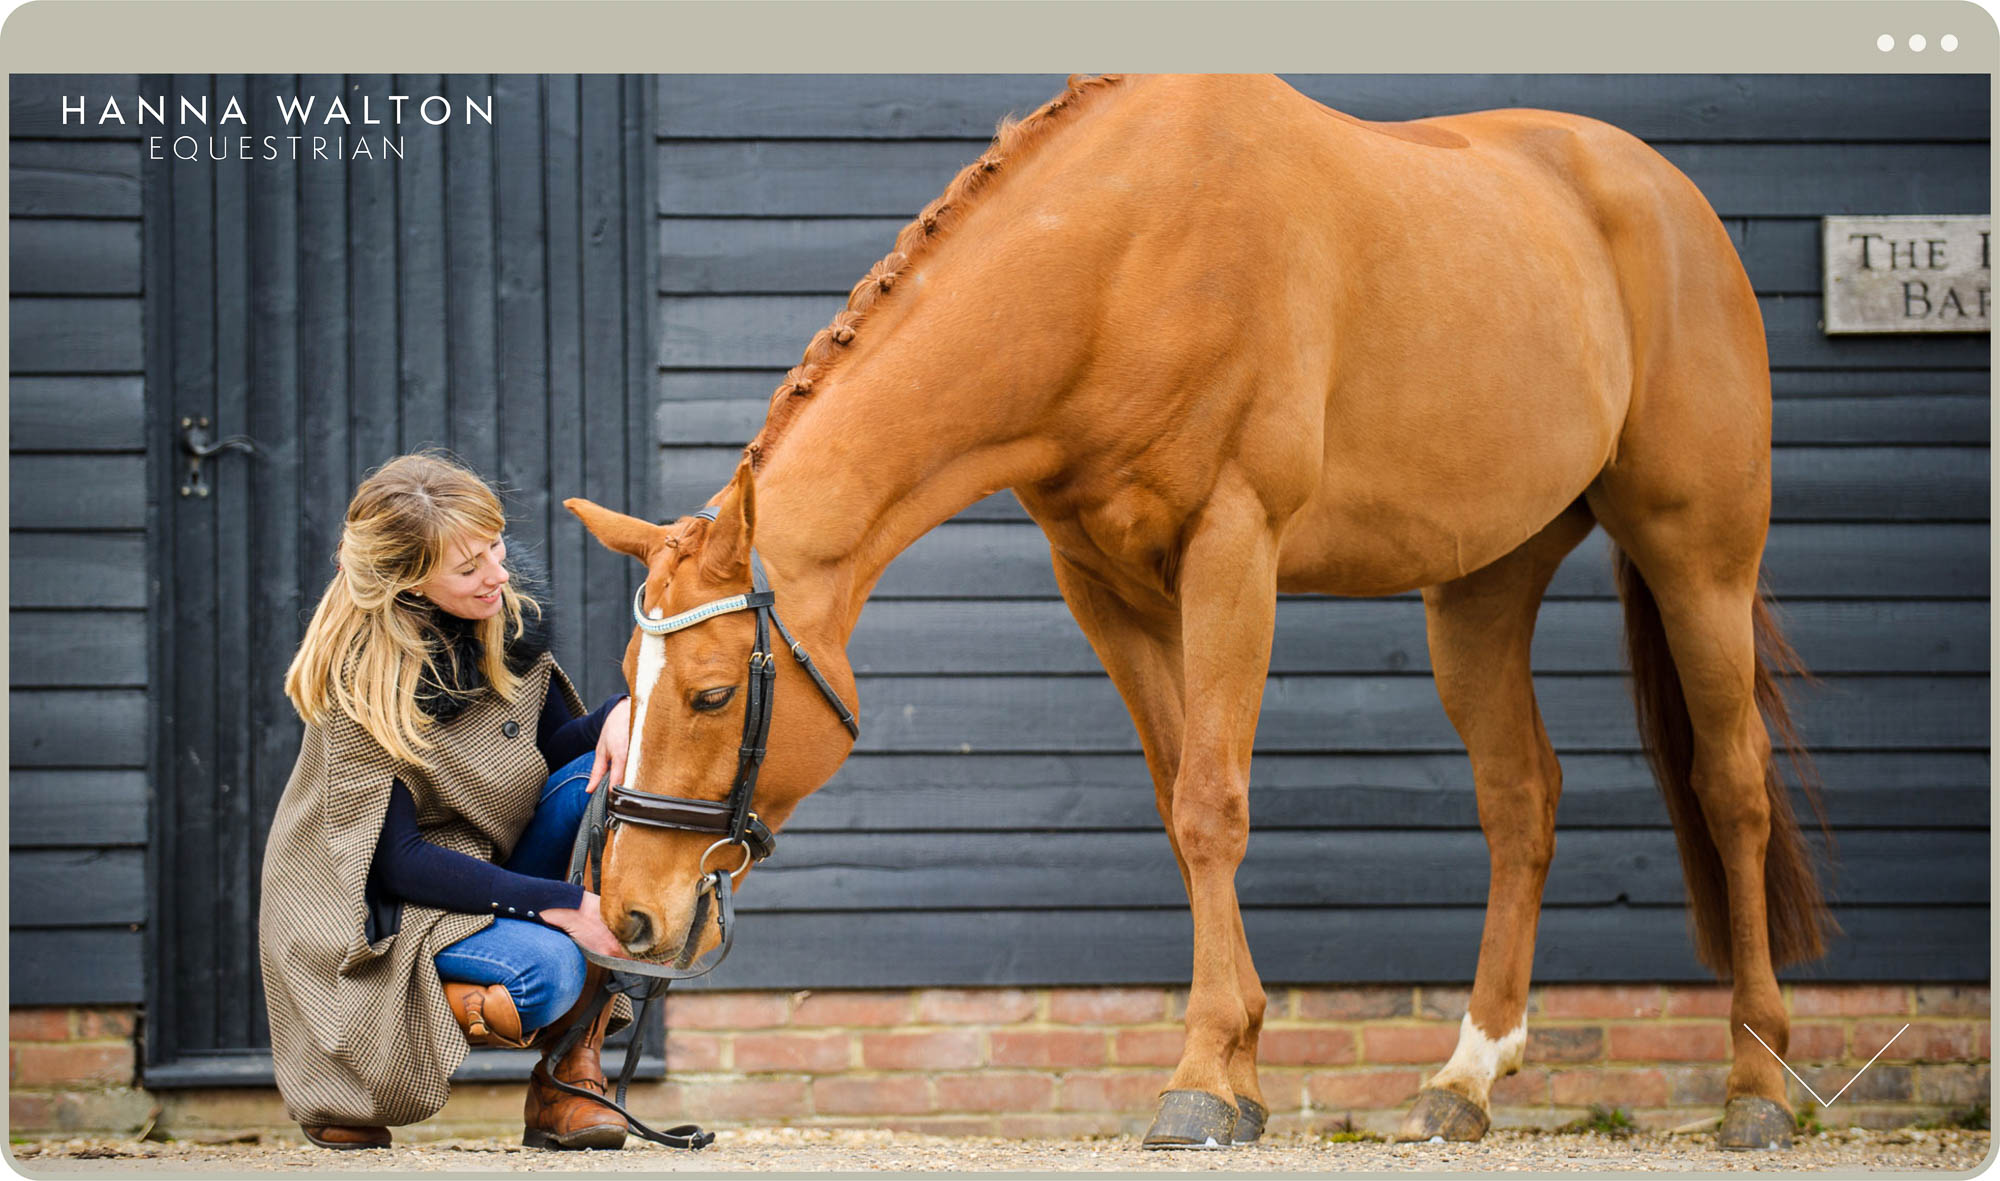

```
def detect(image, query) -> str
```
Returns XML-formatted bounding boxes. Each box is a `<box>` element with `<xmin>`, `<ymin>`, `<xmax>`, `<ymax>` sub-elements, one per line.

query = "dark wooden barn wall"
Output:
<box><xmin>9</xmin><ymin>74</ymin><xmax>151</xmax><ymax>1006</ymax></box>
<box><xmin>652</xmin><ymin>75</ymin><xmax>1990</xmax><ymax>989</ymax></box>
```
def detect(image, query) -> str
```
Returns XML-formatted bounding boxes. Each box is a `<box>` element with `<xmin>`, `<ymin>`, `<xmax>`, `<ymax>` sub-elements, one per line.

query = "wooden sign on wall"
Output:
<box><xmin>1822</xmin><ymin>215</ymin><xmax>1990</xmax><ymax>335</ymax></box>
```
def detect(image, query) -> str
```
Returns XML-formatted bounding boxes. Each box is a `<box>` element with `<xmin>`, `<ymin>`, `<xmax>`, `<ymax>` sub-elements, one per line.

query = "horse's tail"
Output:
<box><xmin>1611</xmin><ymin>546</ymin><xmax>1833</xmax><ymax>978</ymax></box>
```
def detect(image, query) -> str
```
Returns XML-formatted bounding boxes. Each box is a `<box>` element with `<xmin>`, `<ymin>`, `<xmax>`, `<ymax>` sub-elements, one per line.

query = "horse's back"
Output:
<box><xmin>1017</xmin><ymin>77</ymin><xmax>1766</xmax><ymax>600</ymax></box>
<box><xmin>1224</xmin><ymin>83</ymin><xmax>1764</xmax><ymax>594</ymax></box>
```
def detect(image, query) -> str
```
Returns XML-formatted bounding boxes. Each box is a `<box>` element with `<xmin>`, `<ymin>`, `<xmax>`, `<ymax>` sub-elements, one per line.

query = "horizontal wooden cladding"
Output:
<box><xmin>11</xmin><ymin>297</ymin><xmax>144</xmax><ymax>372</ymax></box>
<box><xmin>1761</xmin><ymin>296</ymin><xmax>1987</xmax><ymax>371</ymax></box>
<box><xmin>794</xmin><ymin>751</ymin><xmax>1989</xmax><ymax>832</ymax></box>
<box><xmin>843</xmin><ymin>600</ymin><xmax>1985</xmax><ymax>677</ymax></box>
<box><xmin>843</xmin><ymin>523</ymin><xmax>1993</xmax><ymax>602</ymax></box>
<box><xmin>659</xmin><ymin>293</ymin><xmax>1990</xmax><ymax>374</ymax></box>
<box><xmin>680</xmin><ymin>904</ymin><xmax>1987</xmax><ymax>989</ymax></box>
<box><xmin>839</xmin><ymin>674</ymin><xmax>1984</xmax><ymax>755</ymax></box>
<box><xmin>11</xmin><ymin>533</ymin><xmax>147</xmax><ymax>607</ymax></box>
<box><xmin>10</xmin><ymin>75</ymin><xmax>145</xmax><ymax>138</ymax></box>
<box><xmin>11</xmin><ymin>219</ymin><xmax>141</xmax><ymax>294</ymax></box>
<box><xmin>657</xmin><ymin>390</ymin><xmax>1990</xmax><ymax>449</ymax></box>
<box><xmin>10</xmin><ymin>377</ymin><xmax>145</xmax><ymax>450</ymax></box>
<box><xmin>10</xmin><ymin>455</ymin><xmax>146</xmax><ymax>530</ymax></box>
<box><xmin>660</xmin><ymin>216</ymin><xmax>1862</xmax><ymax>300</ymax></box>
<box><xmin>659</xmin><ymin>141</ymin><xmax>1987</xmax><ymax>220</ymax></box>
<box><xmin>11</xmin><ymin>141</ymin><xmax>142</xmax><ymax>218</ymax></box>
<box><xmin>657</xmin><ymin>74</ymin><xmax>1989</xmax><ymax>143</ymax></box>
<box><xmin>13</xmin><ymin>849</ymin><xmax>146</xmax><ymax>926</ymax></box>
<box><xmin>11</xmin><ymin>689</ymin><xmax>146</xmax><ymax>767</ymax></box>
<box><xmin>8</xmin><ymin>829</ymin><xmax>1980</xmax><ymax>930</ymax></box>
<box><xmin>1770</xmin><ymin>396</ymin><xmax>1987</xmax><ymax>447</ymax></box>
<box><xmin>720</xmin><ymin>829</ymin><xmax>1984</xmax><ymax>912</ymax></box>
<box><xmin>655</xmin><ymin>442</ymin><xmax>1987</xmax><ymax>525</ymax></box>
<box><xmin>1728</xmin><ymin>218</ymin><xmax>1825</xmax><ymax>296</ymax></box>
<box><xmin>12</xmin><ymin>929</ymin><xmax>140</xmax><ymax>1005</ymax></box>
<box><xmin>10</xmin><ymin>610</ymin><xmax>147</xmax><ymax>686</ymax></box>
<box><xmin>10</xmin><ymin>770</ymin><xmax>147</xmax><ymax>845</ymax></box>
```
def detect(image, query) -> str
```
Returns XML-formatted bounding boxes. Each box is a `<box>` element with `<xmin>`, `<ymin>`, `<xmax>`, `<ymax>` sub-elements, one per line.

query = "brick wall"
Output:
<box><xmin>9</xmin><ymin>985</ymin><xmax>1989</xmax><ymax>1139</ymax></box>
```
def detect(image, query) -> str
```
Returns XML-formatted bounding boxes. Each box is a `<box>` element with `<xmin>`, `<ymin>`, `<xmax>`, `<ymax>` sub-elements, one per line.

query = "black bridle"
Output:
<box><xmin>545</xmin><ymin>523</ymin><xmax>859</xmax><ymax>1149</ymax></box>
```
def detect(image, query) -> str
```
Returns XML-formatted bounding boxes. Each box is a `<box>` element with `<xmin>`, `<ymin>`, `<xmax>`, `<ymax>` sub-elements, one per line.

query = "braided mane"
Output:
<box><xmin>742</xmin><ymin>74</ymin><xmax>1129</xmax><ymax>469</ymax></box>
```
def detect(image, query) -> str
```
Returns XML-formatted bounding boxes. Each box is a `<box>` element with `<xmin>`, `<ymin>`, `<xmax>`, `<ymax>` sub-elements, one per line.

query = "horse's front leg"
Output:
<box><xmin>1134</xmin><ymin>488</ymin><xmax>1281</xmax><ymax>1149</ymax></box>
<box><xmin>1052</xmin><ymin>551</ymin><xmax>1274</xmax><ymax>1145</ymax></box>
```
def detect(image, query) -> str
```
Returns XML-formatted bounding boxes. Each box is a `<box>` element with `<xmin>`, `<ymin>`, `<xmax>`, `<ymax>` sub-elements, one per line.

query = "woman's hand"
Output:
<box><xmin>584</xmin><ymin>697</ymin><xmax>632</xmax><ymax>795</ymax></box>
<box><xmin>541</xmin><ymin>890</ymin><xmax>624</xmax><ymax>958</ymax></box>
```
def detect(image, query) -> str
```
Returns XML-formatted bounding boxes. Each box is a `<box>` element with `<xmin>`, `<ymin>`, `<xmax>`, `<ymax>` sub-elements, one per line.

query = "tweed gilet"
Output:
<box><xmin>257</xmin><ymin>652</ymin><xmax>602</xmax><ymax>1127</ymax></box>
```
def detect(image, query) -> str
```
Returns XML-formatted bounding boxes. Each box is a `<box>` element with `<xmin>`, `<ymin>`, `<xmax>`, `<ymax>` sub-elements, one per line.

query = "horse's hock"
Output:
<box><xmin>10</xmin><ymin>984</ymin><xmax>1988</xmax><ymax>1139</ymax></box>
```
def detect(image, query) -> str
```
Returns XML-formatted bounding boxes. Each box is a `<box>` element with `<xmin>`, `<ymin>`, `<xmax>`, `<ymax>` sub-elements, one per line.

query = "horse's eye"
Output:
<box><xmin>692</xmin><ymin>686</ymin><xmax>735</xmax><ymax>712</ymax></box>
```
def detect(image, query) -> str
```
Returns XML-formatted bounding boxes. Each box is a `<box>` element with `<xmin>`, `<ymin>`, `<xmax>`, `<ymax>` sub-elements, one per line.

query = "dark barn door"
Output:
<box><xmin>142</xmin><ymin>74</ymin><xmax>656</xmax><ymax>1083</ymax></box>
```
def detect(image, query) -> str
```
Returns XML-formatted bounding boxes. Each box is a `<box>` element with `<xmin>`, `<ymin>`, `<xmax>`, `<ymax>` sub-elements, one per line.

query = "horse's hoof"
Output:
<box><xmin>1232</xmin><ymin>1095</ymin><xmax>1268</xmax><ymax>1145</ymax></box>
<box><xmin>1142</xmin><ymin>1089</ymin><xmax>1237</xmax><ymax>1149</ymax></box>
<box><xmin>1395</xmin><ymin>1087</ymin><xmax>1490</xmax><ymax>1143</ymax></box>
<box><xmin>1717</xmin><ymin>1096</ymin><xmax>1793</xmax><ymax>1151</ymax></box>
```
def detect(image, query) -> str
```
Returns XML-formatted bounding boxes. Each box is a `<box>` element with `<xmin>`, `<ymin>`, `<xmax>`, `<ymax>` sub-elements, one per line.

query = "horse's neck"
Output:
<box><xmin>752</xmin><ymin>354</ymin><xmax>1063</xmax><ymax>647</ymax></box>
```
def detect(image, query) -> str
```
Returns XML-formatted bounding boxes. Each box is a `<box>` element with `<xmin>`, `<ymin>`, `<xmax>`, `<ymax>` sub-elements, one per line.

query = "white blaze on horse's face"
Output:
<box><xmin>623</xmin><ymin>613</ymin><xmax>669</xmax><ymax>793</ymax></box>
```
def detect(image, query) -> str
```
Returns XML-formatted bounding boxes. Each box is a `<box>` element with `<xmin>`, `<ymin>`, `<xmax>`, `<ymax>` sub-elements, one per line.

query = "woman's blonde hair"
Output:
<box><xmin>284</xmin><ymin>450</ymin><xmax>541</xmax><ymax>765</ymax></box>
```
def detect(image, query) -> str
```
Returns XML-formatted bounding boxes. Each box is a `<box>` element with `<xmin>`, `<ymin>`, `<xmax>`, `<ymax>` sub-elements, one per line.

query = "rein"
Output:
<box><xmin>541</xmin><ymin>521</ymin><xmax>860</xmax><ymax>1150</ymax></box>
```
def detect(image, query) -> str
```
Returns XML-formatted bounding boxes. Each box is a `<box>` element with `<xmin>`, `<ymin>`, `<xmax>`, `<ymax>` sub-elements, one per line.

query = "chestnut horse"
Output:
<box><xmin>566</xmin><ymin>74</ymin><xmax>1829</xmax><ymax>1150</ymax></box>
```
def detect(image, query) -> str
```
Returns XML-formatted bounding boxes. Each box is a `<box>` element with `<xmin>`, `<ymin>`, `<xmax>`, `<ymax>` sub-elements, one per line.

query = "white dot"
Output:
<box><xmin>1942</xmin><ymin>33</ymin><xmax>1960</xmax><ymax>52</ymax></box>
<box><xmin>1877</xmin><ymin>33</ymin><xmax>1896</xmax><ymax>51</ymax></box>
<box><xmin>1909</xmin><ymin>33</ymin><xmax>1927</xmax><ymax>51</ymax></box>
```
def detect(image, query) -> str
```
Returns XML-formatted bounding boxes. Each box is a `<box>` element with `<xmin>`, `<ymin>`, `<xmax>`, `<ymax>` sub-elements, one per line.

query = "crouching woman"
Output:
<box><xmin>258</xmin><ymin>452</ymin><xmax>634</xmax><ymax>1151</ymax></box>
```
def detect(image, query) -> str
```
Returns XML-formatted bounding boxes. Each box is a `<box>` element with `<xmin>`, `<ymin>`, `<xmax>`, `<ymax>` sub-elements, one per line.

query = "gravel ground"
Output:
<box><xmin>8</xmin><ymin>1127</ymin><xmax>1992</xmax><ymax>1174</ymax></box>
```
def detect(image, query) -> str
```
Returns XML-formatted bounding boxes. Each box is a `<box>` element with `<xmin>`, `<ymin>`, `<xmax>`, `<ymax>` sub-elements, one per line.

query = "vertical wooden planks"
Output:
<box><xmin>164</xmin><ymin>72</ymin><xmax>220</xmax><ymax>1052</ymax></box>
<box><xmin>346</xmin><ymin>75</ymin><xmax>399</xmax><ymax>474</ymax></box>
<box><xmin>492</xmin><ymin>75</ymin><xmax>552</xmax><ymax>567</ymax></box>
<box><xmin>395</xmin><ymin>73</ymin><xmax>447</xmax><ymax>452</ymax></box>
<box><xmin>543</xmin><ymin>77</ymin><xmax>589</xmax><ymax>686</ymax></box>
<box><xmin>578</xmin><ymin>75</ymin><xmax>629</xmax><ymax>706</ymax></box>
<box><xmin>444</xmin><ymin>73</ymin><xmax>499</xmax><ymax>479</ymax></box>
<box><xmin>623</xmin><ymin>77</ymin><xmax>656</xmax><ymax>563</ymax></box>
<box><xmin>242</xmin><ymin>73</ymin><xmax>303</xmax><ymax>1053</ymax></box>
<box><xmin>297</xmin><ymin>73</ymin><xmax>351</xmax><ymax>614</ymax></box>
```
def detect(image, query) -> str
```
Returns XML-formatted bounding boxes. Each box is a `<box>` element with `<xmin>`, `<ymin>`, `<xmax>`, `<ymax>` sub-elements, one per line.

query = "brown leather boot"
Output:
<box><xmin>444</xmin><ymin>982</ymin><xmax>536</xmax><ymax>1049</ymax></box>
<box><xmin>522</xmin><ymin>967</ymin><xmax>626</xmax><ymax>1150</ymax></box>
<box><xmin>300</xmin><ymin>1124</ymin><xmax>390</xmax><ymax>1149</ymax></box>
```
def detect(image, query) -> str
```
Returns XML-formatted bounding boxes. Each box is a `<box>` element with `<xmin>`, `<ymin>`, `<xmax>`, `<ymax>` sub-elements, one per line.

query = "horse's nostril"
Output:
<box><xmin>620</xmin><ymin>909</ymin><xmax>653</xmax><ymax>950</ymax></box>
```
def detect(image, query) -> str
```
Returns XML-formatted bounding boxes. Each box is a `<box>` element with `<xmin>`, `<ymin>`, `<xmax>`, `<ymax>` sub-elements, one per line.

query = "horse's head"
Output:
<box><xmin>564</xmin><ymin>459</ymin><xmax>858</xmax><ymax>962</ymax></box>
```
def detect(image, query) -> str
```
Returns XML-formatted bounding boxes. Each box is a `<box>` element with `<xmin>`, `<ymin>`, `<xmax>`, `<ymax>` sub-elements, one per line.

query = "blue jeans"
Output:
<box><xmin>434</xmin><ymin>751</ymin><xmax>597</xmax><ymax>1030</ymax></box>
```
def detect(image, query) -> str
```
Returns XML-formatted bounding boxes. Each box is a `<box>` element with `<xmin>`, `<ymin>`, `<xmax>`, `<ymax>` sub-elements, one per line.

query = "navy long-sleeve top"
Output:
<box><xmin>368</xmin><ymin>687</ymin><xmax>625</xmax><ymax>922</ymax></box>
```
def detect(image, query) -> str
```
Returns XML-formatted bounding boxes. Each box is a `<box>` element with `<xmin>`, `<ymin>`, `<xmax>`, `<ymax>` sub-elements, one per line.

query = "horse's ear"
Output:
<box><xmin>699</xmin><ymin>458</ymin><xmax>756</xmax><ymax>583</ymax></box>
<box><xmin>564</xmin><ymin>498</ymin><xmax>661</xmax><ymax>561</ymax></box>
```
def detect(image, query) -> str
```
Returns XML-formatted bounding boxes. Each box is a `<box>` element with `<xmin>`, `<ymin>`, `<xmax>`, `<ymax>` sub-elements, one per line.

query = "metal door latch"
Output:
<box><xmin>179</xmin><ymin>416</ymin><xmax>261</xmax><ymax>497</ymax></box>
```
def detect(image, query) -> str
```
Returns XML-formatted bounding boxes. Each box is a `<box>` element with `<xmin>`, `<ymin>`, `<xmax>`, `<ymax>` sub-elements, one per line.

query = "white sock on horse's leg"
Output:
<box><xmin>1426</xmin><ymin>1012</ymin><xmax>1528</xmax><ymax>1109</ymax></box>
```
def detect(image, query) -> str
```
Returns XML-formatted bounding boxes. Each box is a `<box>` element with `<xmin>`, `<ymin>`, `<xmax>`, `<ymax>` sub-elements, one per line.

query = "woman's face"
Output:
<box><xmin>416</xmin><ymin>533</ymin><xmax>509</xmax><ymax>621</ymax></box>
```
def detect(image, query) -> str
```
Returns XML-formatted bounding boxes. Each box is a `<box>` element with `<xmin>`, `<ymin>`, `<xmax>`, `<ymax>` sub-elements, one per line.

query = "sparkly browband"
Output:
<box><xmin>632</xmin><ymin>584</ymin><xmax>773</xmax><ymax>636</ymax></box>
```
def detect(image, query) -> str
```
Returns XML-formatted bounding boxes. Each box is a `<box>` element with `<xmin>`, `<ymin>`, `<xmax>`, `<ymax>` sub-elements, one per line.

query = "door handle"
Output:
<box><xmin>178</xmin><ymin>416</ymin><xmax>262</xmax><ymax>498</ymax></box>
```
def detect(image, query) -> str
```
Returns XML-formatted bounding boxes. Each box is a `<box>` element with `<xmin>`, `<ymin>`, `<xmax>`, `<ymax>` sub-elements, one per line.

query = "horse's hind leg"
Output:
<box><xmin>1588</xmin><ymin>492</ymin><xmax>1809</xmax><ymax>1150</ymax></box>
<box><xmin>1395</xmin><ymin>501</ymin><xmax>1595</xmax><ymax>1143</ymax></box>
<box><xmin>1585</xmin><ymin>323</ymin><xmax>1827</xmax><ymax>1147</ymax></box>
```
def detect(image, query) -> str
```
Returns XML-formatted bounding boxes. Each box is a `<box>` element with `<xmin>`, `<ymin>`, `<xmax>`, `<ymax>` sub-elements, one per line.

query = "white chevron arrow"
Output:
<box><xmin>1744</xmin><ymin>1022</ymin><xmax>1909</xmax><ymax>1108</ymax></box>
